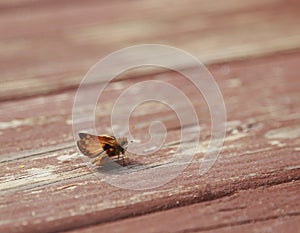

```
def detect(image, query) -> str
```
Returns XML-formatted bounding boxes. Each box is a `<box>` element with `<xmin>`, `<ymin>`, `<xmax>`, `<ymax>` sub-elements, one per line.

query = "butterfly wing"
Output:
<box><xmin>97</xmin><ymin>135</ymin><xmax>118</xmax><ymax>147</ymax></box>
<box><xmin>77</xmin><ymin>133</ymin><xmax>106</xmax><ymax>158</ymax></box>
<box><xmin>77</xmin><ymin>133</ymin><xmax>125</xmax><ymax>165</ymax></box>
<box><xmin>97</xmin><ymin>135</ymin><xmax>120</xmax><ymax>157</ymax></box>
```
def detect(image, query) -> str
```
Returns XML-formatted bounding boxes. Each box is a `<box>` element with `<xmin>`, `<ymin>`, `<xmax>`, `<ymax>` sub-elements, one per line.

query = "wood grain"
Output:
<box><xmin>1</xmin><ymin>0</ymin><xmax>300</xmax><ymax>101</ymax></box>
<box><xmin>66</xmin><ymin>181</ymin><xmax>300</xmax><ymax>233</ymax></box>
<box><xmin>1</xmin><ymin>51</ymin><xmax>300</xmax><ymax>233</ymax></box>
<box><xmin>1</xmin><ymin>1</ymin><xmax>300</xmax><ymax>232</ymax></box>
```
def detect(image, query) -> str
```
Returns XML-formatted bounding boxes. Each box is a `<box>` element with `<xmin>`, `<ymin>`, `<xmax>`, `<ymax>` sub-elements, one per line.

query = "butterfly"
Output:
<box><xmin>77</xmin><ymin>133</ymin><xmax>128</xmax><ymax>166</ymax></box>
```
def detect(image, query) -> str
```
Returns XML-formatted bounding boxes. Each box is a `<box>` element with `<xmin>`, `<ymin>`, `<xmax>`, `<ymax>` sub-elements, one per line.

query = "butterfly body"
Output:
<box><xmin>77</xmin><ymin>133</ymin><xmax>128</xmax><ymax>166</ymax></box>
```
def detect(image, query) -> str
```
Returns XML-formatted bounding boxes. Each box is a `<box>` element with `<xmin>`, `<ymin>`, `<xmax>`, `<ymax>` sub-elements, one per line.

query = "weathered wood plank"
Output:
<box><xmin>1</xmin><ymin>0</ymin><xmax>300</xmax><ymax>100</ymax></box>
<box><xmin>1</xmin><ymin>51</ymin><xmax>299</xmax><ymax>155</ymax></box>
<box><xmin>0</xmin><ymin>140</ymin><xmax>299</xmax><ymax>233</ymax></box>
<box><xmin>66</xmin><ymin>181</ymin><xmax>300</xmax><ymax>233</ymax></box>
<box><xmin>0</xmin><ymin>51</ymin><xmax>299</xmax><ymax>233</ymax></box>
<box><xmin>1</xmin><ymin>1</ymin><xmax>300</xmax><ymax>232</ymax></box>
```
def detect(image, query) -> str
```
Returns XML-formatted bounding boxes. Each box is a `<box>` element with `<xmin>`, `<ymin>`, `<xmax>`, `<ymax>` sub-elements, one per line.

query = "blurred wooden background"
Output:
<box><xmin>0</xmin><ymin>0</ymin><xmax>300</xmax><ymax>232</ymax></box>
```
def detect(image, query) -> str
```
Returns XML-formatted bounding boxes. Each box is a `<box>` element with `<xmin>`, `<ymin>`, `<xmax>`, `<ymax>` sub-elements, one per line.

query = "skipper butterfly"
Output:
<box><xmin>77</xmin><ymin>133</ymin><xmax>128</xmax><ymax>166</ymax></box>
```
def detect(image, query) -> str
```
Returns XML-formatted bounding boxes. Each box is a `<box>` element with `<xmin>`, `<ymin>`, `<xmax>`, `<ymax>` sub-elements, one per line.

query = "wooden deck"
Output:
<box><xmin>1</xmin><ymin>1</ymin><xmax>300</xmax><ymax>232</ymax></box>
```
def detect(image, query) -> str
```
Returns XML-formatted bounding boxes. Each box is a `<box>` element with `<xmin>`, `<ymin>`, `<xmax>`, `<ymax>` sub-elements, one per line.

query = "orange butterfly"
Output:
<box><xmin>77</xmin><ymin>133</ymin><xmax>128</xmax><ymax>166</ymax></box>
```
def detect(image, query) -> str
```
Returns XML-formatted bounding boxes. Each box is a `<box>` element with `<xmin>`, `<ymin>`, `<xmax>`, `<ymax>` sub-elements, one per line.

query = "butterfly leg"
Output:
<box><xmin>92</xmin><ymin>155</ymin><xmax>105</xmax><ymax>166</ymax></box>
<box><xmin>122</xmin><ymin>154</ymin><xmax>129</xmax><ymax>166</ymax></box>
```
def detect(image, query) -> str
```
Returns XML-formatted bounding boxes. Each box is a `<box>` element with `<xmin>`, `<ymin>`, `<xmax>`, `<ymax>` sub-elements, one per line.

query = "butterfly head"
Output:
<box><xmin>118</xmin><ymin>137</ymin><xmax>128</xmax><ymax>148</ymax></box>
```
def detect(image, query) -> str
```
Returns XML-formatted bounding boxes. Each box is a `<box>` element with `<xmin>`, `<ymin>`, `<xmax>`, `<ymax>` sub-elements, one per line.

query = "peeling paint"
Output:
<box><xmin>284</xmin><ymin>165</ymin><xmax>300</xmax><ymax>170</ymax></box>
<box><xmin>0</xmin><ymin>167</ymin><xmax>58</xmax><ymax>191</ymax></box>
<box><xmin>247</xmin><ymin>173</ymin><xmax>257</xmax><ymax>177</ymax></box>
<box><xmin>239</xmin><ymin>147</ymin><xmax>272</xmax><ymax>156</ymax></box>
<box><xmin>57</xmin><ymin>153</ymin><xmax>79</xmax><ymax>162</ymax></box>
<box><xmin>0</xmin><ymin>116</ymin><xmax>64</xmax><ymax>130</ymax></box>
<box><xmin>0</xmin><ymin>118</ymin><xmax>33</xmax><ymax>130</ymax></box>
<box><xmin>268</xmin><ymin>140</ymin><xmax>286</xmax><ymax>147</ymax></box>
<box><xmin>226</xmin><ymin>132</ymin><xmax>248</xmax><ymax>141</ymax></box>
<box><xmin>265</xmin><ymin>125</ymin><xmax>300</xmax><ymax>139</ymax></box>
<box><xmin>27</xmin><ymin>167</ymin><xmax>55</xmax><ymax>178</ymax></box>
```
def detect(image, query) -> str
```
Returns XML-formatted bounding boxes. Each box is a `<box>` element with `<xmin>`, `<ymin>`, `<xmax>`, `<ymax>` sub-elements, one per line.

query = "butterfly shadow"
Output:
<box><xmin>96</xmin><ymin>157</ymin><xmax>146</xmax><ymax>175</ymax></box>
